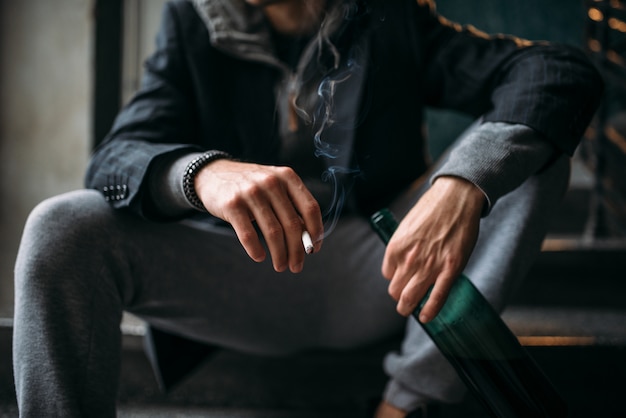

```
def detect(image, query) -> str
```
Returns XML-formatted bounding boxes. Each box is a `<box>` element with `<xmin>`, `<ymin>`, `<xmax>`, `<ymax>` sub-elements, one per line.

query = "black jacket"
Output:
<box><xmin>86</xmin><ymin>0</ymin><xmax>603</xmax><ymax>217</ymax></box>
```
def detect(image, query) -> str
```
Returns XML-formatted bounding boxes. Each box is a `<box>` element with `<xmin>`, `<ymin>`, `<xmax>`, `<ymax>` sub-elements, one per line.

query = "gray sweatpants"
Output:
<box><xmin>13</xmin><ymin>155</ymin><xmax>569</xmax><ymax>417</ymax></box>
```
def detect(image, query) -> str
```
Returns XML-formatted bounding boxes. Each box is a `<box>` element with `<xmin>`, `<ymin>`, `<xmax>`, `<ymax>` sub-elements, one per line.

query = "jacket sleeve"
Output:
<box><xmin>412</xmin><ymin>0</ymin><xmax>604</xmax><ymax>156</ymax></box>
<box><xmin>85</xmin><ymin>1</ymin><xmax>203</xmax><ymax>217</ymax></box>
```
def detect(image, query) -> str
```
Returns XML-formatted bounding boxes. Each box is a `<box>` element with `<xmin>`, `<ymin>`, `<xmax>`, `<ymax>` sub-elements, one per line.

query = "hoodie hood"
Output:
<box><xmin>191</xmin><ymin>0</ymin><xmax>284</xmax><ymax>69</ymax></box>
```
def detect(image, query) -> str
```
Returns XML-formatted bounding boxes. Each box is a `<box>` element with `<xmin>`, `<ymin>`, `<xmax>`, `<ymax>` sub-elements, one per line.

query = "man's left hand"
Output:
<box><xmin>381</xmin><ymin>176</ymin><xmax>485</xmax><ymax>322</ymax></box>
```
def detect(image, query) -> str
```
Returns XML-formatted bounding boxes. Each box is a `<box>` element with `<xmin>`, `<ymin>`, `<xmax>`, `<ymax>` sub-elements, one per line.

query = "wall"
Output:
<box><xmin>122</xmin><ymin>0</ymin><xmax>169</xmax><ymax>104</ymax></box>
<box><xmin>0</xmin><ymin>0</ymin><xmax>93</xmax><ymax>316</ymax></box>
<box><xmin>0</xmin><ymin>0</ymin><xmax>170</xmax><ymax>318</ymax></box>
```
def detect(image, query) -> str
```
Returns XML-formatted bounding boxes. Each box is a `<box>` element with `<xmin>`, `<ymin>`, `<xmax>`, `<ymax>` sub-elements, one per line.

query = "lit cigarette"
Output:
<box><xmin>301</xmin><ymin>230</ymin><xmax>314</xmax><ymax>254</ymax></box>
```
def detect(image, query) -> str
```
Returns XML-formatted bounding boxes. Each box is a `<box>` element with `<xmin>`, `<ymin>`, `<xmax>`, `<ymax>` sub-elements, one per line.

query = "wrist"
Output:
<box><xmin>182</xmin><ymin>150</ymin><xmax>232</xmax><ymax>211</ymax></box>
<box><xmin>433</xmin><ymin>176</ymin><xmax>486</xmax><ymax>215</ymax></box>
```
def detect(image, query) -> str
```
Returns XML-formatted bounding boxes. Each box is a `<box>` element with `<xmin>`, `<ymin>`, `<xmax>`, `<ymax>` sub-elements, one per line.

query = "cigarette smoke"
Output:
<box><xmin>313</xmin><ymin>7</ymin><xmax>363</xmax><ymax>236</ymax></box>
<box><xmin>314</xmin><ymin>55</ymin><xmax>364</xmax><ymax>236</ymax></box>
<box><xmin>293</xmin><ymin>1</ymin><xmax>370</xmax><ymax>237</ymax></box>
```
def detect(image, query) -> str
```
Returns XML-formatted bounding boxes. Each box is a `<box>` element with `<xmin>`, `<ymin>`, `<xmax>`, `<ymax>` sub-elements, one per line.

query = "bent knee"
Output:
<box><xmin>20</xmin><ymin>189</ymin><xmax>115</xmax><ymax>257</ymax></box>
<box><xmin>15</xmin><ymin>190</ymin><xmax>126</xmax><ymax>311</ymax></box>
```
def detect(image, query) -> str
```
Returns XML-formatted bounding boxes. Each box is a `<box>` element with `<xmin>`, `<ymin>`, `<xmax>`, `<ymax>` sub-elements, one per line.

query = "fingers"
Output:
<box><xmin>382</xmin><ymin>241</ymin><xmax>459</xmax><ymax>320</ymax></box>
<box><xmin>385</xmin><ymin>255</ymin><xmax>432</xmax><ymax>318</ymax></box>
<box><xmin>222</xmin><ymin>165</ymin><xmax>322</xmax><ymax>273</ymax></box>
<box><xmin>227</xmin><ymin>209</ymin><xmax>267</xmax><ymax>263</ymax></box>
<box><xmin>258</xmin><ymin>167</ymin><xmax>322</xmax><ymax>272</ymax></box>
<box><xmin>277</xmin><ymin>167</ymin><xmax>324</xmax><ymax>254</ymax></box>
<box><xmin>390</xmin><ymin>277</ymin><xmax>428</xmax><ymax>318</ymax></box>
<box><xmin>256</xmin><ymin>202</ymin><xmax>305</xmax><ymax>273</ymax></box>
<box><xmin>387</xmin><ymin>265</ymin><xmax>457</xmax><ymax>321</ymax></box>
<box><xmin>418</xmin><ymin>272</ymin><xmax>456</xmax><ymax>322</ymax></box>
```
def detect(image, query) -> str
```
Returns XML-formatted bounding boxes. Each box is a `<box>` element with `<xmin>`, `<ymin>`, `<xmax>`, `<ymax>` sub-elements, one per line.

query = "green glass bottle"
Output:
<box><xmin>370</xmin><ymin>208</ymin><xmax>568</xmax><ymax>418</ymax></box>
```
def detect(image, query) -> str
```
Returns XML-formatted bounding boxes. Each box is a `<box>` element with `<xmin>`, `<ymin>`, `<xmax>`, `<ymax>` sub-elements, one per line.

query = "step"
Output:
<box><xmin>2</xmin><ymin>301</ymin><xmax>626</xmax><ymax>418</ymax></box>
<box><xmin>2</xmin><ymin>243</ymin><xmax>625</xmax><ymax>417</ymax></box>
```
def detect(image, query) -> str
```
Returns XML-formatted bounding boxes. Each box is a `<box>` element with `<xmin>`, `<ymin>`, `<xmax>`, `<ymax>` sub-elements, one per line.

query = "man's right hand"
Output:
<box><xmin>194</xmin><ymin>159</ymin><xmax>323</xmax><ymax>273</ymax></box>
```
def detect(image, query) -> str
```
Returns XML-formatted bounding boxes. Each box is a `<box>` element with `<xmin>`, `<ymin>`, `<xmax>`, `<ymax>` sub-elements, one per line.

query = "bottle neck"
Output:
<box><xmin>369</xmin><ymin>209</ymin><xmax>398</xmax><ymax>244</ymax></box>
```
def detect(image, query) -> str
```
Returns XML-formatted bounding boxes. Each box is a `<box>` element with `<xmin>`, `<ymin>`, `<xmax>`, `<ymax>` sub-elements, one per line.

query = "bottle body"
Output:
<box><xmin>370</xmin><ymin>209</ymin><xmax>568</xmax><ymax>418</ymax></box>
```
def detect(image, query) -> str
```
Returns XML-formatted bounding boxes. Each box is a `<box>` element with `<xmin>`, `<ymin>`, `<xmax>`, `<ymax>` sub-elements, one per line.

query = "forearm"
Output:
<box><xmin>431</xmin><ymin>121</ymin><xmax>558</xmax><ymax>215</ymax></box>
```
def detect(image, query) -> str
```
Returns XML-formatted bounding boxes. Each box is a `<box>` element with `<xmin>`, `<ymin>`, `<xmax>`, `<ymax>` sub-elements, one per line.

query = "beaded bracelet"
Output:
<box><xmin>182</xmin><ymin>150</ymin><xmax>232</xmax><ymax>211</ymax></box>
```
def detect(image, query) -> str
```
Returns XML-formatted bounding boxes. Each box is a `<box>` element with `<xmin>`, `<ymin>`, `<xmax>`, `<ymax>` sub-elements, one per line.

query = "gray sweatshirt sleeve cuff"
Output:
<box><xmin>383</xmin><ymin>379</ymin><xmax>431</xmax><ymax>412</ymax></box>
<box><xmin>148</xmin><ymin>152</ymin><xmax>203</xmax><ymax>218</ymax></box>
<box><xmin>431</xmin><ymin>121</ymin><xmax>557</xmax><ymax>216</ymax></box>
